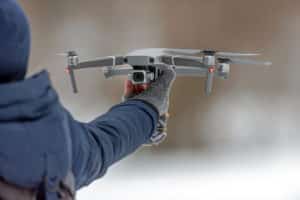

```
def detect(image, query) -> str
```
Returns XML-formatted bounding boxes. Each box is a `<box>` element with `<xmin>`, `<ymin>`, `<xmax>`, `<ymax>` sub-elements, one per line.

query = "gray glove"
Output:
<box><xmin>123</xmin><ymin>67</ymin><xmax>176</xmax><ymax>145</ymax></box>
<box><xmin>131</xmin><ymin>67</ymin><xmax>176</xmax><ymax>115</ymax></box>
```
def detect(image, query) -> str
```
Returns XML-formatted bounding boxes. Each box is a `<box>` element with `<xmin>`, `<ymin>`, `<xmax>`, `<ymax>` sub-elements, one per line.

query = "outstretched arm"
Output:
<box><xmin>68</xmin><ymin>100</ymin><xmax>158</xmax><ymax>189</ymax></box>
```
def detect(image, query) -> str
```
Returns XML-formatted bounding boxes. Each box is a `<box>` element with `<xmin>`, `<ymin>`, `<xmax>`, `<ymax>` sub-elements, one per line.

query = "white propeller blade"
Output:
<box><xmin>56</xmin><ymin>53</ymin><xmax>69</xmax><ymax>57</ymax></box>
<box><xmin>228</xmin><ymin>57</ymin><xmax>272</xmax><ymax>66</ymax></box>
<box><xmin>127</xmin><ymin>48</ymin><xmax>203</xmax><ymax>56</ymax></box>
<box><xmin>217</xmin><ymin>52</ymin><xmax>261</xmax><ymax>57</ymax></box>
<box><xmin>163</xmin><ymin>48</ymin><xmax>203</xmax><ymax>55</ymax></box>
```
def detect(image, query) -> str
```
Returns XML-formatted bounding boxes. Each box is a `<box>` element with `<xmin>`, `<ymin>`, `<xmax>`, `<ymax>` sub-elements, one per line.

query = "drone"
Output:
<box><xmin>61</xmin><ymin>48</ymin><xmax>271</xmax><ymax>96</ymax></box>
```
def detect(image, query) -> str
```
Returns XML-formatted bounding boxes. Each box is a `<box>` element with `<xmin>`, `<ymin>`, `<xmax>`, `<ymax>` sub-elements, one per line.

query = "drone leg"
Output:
<box><xmin>68</xmin><ymin>68</ymin><xmax>78</xmax><ymax>93</ymax></box>
<box><xmin>205</xmin><ymin>70</ymin><xmax>214</xmax><ymax>96</ymax></box>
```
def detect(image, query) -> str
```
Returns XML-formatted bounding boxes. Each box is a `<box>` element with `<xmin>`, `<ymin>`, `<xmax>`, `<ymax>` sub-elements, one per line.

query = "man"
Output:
<box><xmin>0</xmin><ymin>0</ymin><xmax>176</xmax><ymax>199</ymax></box>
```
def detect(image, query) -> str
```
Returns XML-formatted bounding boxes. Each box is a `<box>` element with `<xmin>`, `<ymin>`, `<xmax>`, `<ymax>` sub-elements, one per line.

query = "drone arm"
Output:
<box><xmin>74</xmin><ymin>56</ymin><xmax>125</xmax><ymax>70</ymax></box>
<box><xmin>67</xmin><ymin>55</ymin><xmax>126</xmax><ymax>93</ymax></box>
<box><xmin>174</xmin><ymin>66</ymin><xmax>207</xmax><ymax>77</ymax></box>
<box><xmin>159</xmin><ymin>55</ymin><xmax>205</xmax><ymax>67</ymax></box>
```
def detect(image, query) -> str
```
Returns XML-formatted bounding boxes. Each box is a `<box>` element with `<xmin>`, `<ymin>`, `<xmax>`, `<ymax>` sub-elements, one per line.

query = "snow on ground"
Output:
<box><xmin>78</xmin><ymin>148</ymin><xmax>300</xmax><ymax>200</ymax></box>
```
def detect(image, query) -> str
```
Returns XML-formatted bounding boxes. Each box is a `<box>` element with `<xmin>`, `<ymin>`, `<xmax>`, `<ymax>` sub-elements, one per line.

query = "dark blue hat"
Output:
<box><xmin>0</xmin><ymin>0</ymin><xmax>30</xmax><ymax>83</ymax></box>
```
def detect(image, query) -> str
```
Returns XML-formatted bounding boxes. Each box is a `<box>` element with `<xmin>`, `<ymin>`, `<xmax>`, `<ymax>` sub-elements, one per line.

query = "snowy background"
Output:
<box><xmin>78</xmin><ymin>149</ymin><xmax>300</xmax><ymax>200</ymax></box>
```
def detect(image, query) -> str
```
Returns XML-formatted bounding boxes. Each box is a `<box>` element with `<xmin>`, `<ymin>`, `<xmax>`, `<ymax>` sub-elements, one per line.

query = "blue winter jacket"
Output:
<box><xmin>0</xmin><ymin>70</ymin><xmax>158</xmax><ymax>194</ymax></box>
<box><xmin>0</xmin><ymin>1</ymin><xmax>159</xmax><ymax>198</ymax></box>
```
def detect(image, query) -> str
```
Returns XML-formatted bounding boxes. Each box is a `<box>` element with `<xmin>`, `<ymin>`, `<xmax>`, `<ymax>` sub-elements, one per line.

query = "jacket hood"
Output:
<box><xmin>0</xmin><ymin>71</ymin><xmax>57</xmax><ymax>121</ymax></box>
<box><xmin>0</xmin><ymin>0</ymin><xmax>30</xmax><ymax>82</ymax></box>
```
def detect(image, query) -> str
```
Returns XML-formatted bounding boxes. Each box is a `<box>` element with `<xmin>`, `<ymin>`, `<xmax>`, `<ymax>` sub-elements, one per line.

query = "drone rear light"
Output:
<box><xmin>65</xmin><ymin>67</ymin><xmax>70</xmax><ymax>74</ymax></box>
<box><xmin>208</xmin><ymin>66</ymin><xmax>216</xmax><ymax>73</ymax></box>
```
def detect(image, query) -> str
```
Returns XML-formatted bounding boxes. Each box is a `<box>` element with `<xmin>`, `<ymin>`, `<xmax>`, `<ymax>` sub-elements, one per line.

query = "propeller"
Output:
<box><xmin>56</xmin><ymin>53</ymin><xmax>69</xmax><ymax>57</ymax></box>
<box><xmin>155</xmin><ymin>48</ymin><xmax>261</xmax><ymax>57</ymax></box>
<box><xmin>162</xmin><ymin>49</ymin><xmax>260</xmax><ymax>57</ymax></box>
<box><xmin>202</xmin><ymin>49</ymin><xmax>261</xmax><ymax>57</ymax></box>
<box><xmin>56</xmin><ymin>50</ymin><xmax>78</xmax><ymax>57</ymax></box>
<box><xmin>221</xmin><ymin>57</ymin><xmax>272</xmax><ymax>66</ymax></box>
<box><xmin>216</xmin><ymin>52</ymin><xmax>261</xmax><ymax>57</ymax></box>
<box><xmin>128</xmin><ymin>48</ymin><xmax>262</xmax><ymax>58</ymax></box>
<box><xmin>163</xmin><ymin>48</ymin><xmax>203</xmax><ymax>55</ymax></box>
<box><xmin>128</xmin><ymin>48</ymin><xmax>203</xmax><ymax>56</ymax></box>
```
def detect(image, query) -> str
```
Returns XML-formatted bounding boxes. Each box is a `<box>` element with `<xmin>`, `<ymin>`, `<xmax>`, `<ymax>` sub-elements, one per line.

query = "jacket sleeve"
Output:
<box><xmin>66</xmin><ymin>100</ymin><xmax>159</xmax><ymax>189</ymax></box>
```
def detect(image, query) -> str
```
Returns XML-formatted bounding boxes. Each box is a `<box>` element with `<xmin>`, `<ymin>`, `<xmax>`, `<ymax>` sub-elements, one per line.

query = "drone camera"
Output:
<box><xmin>129</xmin><ymin>70</ymin><xmax>155</xmax><ymax>84</ymax></box>
<box><xmin>133</xmin><ymin>71</ymin><xmax>145</xmax><ymax>82</ymax></box>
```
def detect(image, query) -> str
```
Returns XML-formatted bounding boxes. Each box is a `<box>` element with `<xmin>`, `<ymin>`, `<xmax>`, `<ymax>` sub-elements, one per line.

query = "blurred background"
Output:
<box><xmin>19</xmin><ymin>0</ymin><xmax>300</xmax><ymax>199</ymax></box>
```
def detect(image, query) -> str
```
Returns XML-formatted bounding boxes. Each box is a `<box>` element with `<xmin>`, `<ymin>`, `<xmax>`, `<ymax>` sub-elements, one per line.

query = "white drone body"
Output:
<box><xmin>63</xmin><ymin>48</ymin><xmax>271</xmax><ymax>95</ymax></box>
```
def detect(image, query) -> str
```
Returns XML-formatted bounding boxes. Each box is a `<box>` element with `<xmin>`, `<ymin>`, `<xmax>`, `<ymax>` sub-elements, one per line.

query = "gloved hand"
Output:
<box><xmin>123</xmin><ymin>67</ymin><xmax>176</xmax><ymax>115</ymax></box>
<box><xmin>123</xmin><ymin>67</ymin><xmax>176</xmax><ymax>145</ymax></box>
